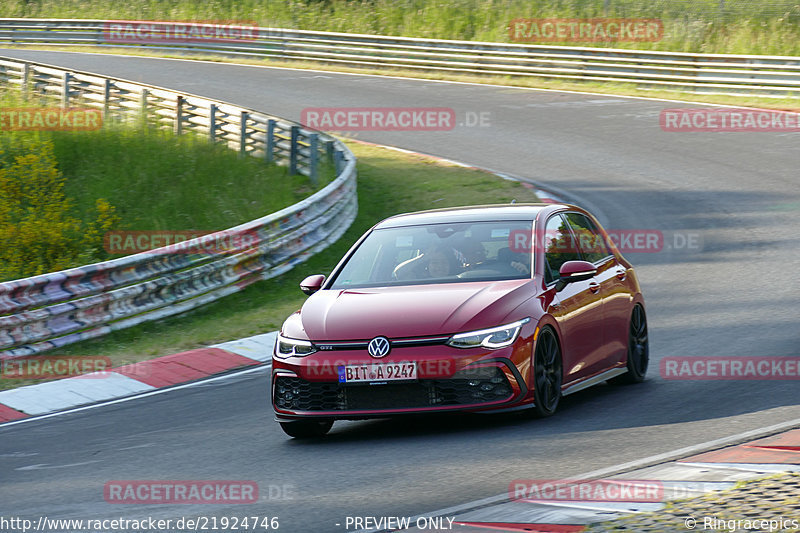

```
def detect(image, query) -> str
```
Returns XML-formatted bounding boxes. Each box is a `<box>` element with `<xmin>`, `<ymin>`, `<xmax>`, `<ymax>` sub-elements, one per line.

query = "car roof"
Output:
<box><xmin>374</xmin><ymin>203</ymin><xmax>570</xmax><ymax>229</ymax></box>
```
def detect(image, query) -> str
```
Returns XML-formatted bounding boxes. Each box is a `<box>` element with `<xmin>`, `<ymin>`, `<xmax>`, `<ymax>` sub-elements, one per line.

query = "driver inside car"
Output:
<box><xmin>393</xmin><ymin>244</ymin><xmax>465</xmax><ymax>280</ymax></box>
<box><xmin>498</xmin><ymin>246</ymin><xmax>531</xmax><ymax>275</ymax></box>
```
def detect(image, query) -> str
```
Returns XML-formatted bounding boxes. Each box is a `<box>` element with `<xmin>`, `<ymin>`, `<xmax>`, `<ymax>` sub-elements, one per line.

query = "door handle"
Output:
<box><xmin>615</xmin><ymin>268</ymin><xmax>627</xmax><ymax>281</ymax></box>
<box><xmin>588</xmin><ymin>282</ymin><xmax>600</xmax><ymax>294</ymax></box>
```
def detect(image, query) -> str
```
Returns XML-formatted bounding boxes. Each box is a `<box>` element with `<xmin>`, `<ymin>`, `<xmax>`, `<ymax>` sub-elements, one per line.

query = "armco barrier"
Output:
<box><xmin>0</xmin><ymin>56</ymin><xmax>357</xmax><ymax>358</ymax></box>
<box><xmin>1</xmin><ymin>18</ymin><xmax>800</xmax><ymax>97</ymax></box>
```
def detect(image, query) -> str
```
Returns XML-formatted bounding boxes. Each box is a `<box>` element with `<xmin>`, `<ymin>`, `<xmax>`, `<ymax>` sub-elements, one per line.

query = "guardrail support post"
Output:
<box><xmin>139</xmin><ymin>89</ymin><xmax>149</xmax><ymax>125</ymax></box>
<box><xmin>266</xmin><ymin>119</ymin><xmax>276</xmax><ymax>163</ymax></box>
<box><xmin>325</xmin><ymin>140</ymin><xmax>335</xmax><ymax>164</ymax></box>
<box><xmin>309</xmin><ymin>133</ymin><xmax>319</xmax><ymax>185</ymax></box>
<box><xmin>209</xmin><ymin>104</ymin><xmax>218</xmax><ymax>142</ymax></box>
<box><xmin>102</xmin><ymin>79</ymin><xmax>111</xmax><ymax>121</ymax></box>
<box><xmin>289</xmin><ymin>125</ymin><xmax>300</xmax><ymax>175</ymax></box>
<box><xmin>240</xmin><ymin>111</ymin><xmax>250</xmax><ymax>157</ymax></box>
<box><xmin>61</xmin><ymin>72</ymin><xmax>71</xmax><ymax>108</ymax></box>
<box><xmin>175</xmin><ymin>96</ymin><xmax>183</xmax><ymax>135</ymax></box>
<box><xmin>334</xmin><ymin>150</ymin><xmax>344</xmax><ymax>174</ymax></box>
<box><xmin>21</xmin><ymin>63</ymin><xmax>30</xmax><ymax>101</ymax></box>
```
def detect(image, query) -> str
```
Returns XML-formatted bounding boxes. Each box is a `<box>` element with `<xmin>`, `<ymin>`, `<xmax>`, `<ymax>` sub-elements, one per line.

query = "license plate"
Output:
<box><xmin>338</xmin><ymin>362</ymin><xmax>417</xmax><ymax>383</ymax></box>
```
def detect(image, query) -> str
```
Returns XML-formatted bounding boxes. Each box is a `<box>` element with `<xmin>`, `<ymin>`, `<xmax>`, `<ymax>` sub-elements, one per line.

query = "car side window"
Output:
<box><xmin>564</xmin><ymin>212</ymin><xmax>611</xmax><ymax>264</ymax></box>
<box><xmin>543</xmin><ymin>214</ymin><xmax>581</xmax><ymax>284</ymax></box>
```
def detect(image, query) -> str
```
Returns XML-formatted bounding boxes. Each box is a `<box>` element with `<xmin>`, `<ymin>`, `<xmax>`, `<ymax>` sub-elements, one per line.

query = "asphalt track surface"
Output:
<box><xmin>1</xmin><ymin>50</ymin><xmax>799</xmax><ymax>532</ymax></box>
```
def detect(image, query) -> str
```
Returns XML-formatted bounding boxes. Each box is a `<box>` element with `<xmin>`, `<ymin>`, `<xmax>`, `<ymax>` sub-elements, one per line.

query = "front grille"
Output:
<box><xmin>273</xmin><ymin>367</ymin><xmax>513</xmax><ymax>412</ymax></box>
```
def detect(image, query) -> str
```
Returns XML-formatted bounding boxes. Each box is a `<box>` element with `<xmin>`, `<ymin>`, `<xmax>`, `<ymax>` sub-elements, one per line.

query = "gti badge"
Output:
<box><xmin>367</xmin><ymin>336</ymin><xmax>391</xmax><ymax>358</ymax></box>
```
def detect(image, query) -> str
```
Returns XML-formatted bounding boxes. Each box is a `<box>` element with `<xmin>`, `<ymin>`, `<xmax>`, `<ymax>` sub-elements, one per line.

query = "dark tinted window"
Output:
<box><xmin>543</xmin><ymin>214</ymin><xmax>582</xmax><ymax>284</ymax></box>
<box><xmin>564</xmin><ymin>212</ymin><xmax>611</xmax><ymax>264</ymax></box>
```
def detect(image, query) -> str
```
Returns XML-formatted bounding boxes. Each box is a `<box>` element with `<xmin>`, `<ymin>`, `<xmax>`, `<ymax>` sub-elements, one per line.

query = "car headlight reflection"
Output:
<box><xmin>446</xmin><ymin>318</ymin><xmax>530</xmax><ymax>350</ymax></box>
<box><xmin>275</xmin><ymin>334</ymin><xmax>318</xmax><ymax>358</ymax></box>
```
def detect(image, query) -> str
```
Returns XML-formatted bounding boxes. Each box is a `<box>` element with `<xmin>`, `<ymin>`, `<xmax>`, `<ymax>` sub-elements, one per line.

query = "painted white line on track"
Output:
<box><xmin>0</xmin><ymin>363</ymin><xmax>271</xmax><ymax>430</ymax></box>
<box><xmin>504</xmin><ymin>500</ymin><xmax>664</xmax><ymax>514</ymax></box>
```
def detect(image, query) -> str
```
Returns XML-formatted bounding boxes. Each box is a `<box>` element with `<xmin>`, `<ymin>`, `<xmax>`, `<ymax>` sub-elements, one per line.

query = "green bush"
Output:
<box><xmin>0</xmin><ymin>136</ymin><xmax>119</xmax><ymax>280</ymax></box>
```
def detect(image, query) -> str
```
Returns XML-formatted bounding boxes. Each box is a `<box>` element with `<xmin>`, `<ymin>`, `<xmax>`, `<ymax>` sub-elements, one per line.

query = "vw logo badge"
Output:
<box><xmin>367</xmin><ymin>336</ymin><xmax>391</xmax><ymax>358</ymax></box>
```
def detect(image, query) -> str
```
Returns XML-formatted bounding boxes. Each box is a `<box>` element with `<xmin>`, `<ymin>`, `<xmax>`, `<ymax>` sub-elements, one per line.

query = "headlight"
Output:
<box><xmin>446</xmin><ymin>318</ymin><xmax>530</xmax><ymax>350</ymax></box>
<box><xmin>275</xmin><ymin>334</ymin><xmax>318</xmax><ymax>358</ymax></box>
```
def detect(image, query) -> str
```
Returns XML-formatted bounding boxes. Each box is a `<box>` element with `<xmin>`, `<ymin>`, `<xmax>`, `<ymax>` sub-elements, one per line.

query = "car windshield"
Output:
<box><xmin>329</xmin><ymin>220</ymin><xmax>534</xmax><ymax>289</ymax></box>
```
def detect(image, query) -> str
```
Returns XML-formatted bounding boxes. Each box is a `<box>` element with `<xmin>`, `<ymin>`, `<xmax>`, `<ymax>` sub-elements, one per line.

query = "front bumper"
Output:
<box><xmin>272</xmin><ymin>356</ymin><xmax>529</xmax><ymax>420</ymax></box>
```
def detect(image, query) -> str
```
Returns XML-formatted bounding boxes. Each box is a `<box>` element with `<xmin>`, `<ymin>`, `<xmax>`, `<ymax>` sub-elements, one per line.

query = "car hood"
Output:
<box><xmin>295</xmin><ymin>280</ymin><xmax>533</xmax><ymax>341</ymax></box>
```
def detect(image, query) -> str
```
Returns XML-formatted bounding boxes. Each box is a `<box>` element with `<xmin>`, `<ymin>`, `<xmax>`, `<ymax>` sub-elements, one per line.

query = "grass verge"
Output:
<box><xmin>0</xmin><ymin>141</ymin><xmax>541</xmax><ymax>391</ymax></box>
<box><xmin>53</xmin><ymin>126</ymin><xmax>330</xmax><ymax>234</ymax></box>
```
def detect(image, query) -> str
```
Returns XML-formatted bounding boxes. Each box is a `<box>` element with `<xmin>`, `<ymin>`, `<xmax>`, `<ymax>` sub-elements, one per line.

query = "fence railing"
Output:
<box><xmin>0</xmin><ymin>55</ymin><xmax>357</xmax><ymax>358</ymax></box>
<box><xmin>1</xmin><ymin>18</ymin><xmax>800</xmax><ymax>97</ymax></box>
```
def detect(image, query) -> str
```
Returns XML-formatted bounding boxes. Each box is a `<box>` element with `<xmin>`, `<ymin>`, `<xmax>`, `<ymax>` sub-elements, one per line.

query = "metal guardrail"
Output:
<box><xmin>1</xmin><ymin>18</ymin><xmax>800</xmax><ymax>97</ymax></box>
<box><xmin>0</xmin><ymin>56</ymin><xmax>358</xmax><ymax>358</ymax></box>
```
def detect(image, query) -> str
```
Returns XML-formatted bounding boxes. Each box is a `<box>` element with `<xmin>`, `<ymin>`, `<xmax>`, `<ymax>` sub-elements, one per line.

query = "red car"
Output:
<box><xmin>272</xmin><ymin>204</ymin><xmax>648</xmax><ymax>438</ymax></box>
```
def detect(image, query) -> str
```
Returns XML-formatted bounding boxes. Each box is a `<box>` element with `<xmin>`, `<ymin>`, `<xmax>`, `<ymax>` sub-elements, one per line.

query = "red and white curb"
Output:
<box><xmin>388</xmin><ymin>428</ymin><xmax>800</xmax><ymax>532</ymax></box>
<box><xmin>0</xmin><ymin>332</ymin><xmax>277</xmax><ymax>423</ymax></box>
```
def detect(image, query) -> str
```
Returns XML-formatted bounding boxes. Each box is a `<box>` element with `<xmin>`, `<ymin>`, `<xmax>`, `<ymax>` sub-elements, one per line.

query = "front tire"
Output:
<box><xmin>610</xmin><ymin>304</ymin><xmax>648</xmax><ymax>385</ymax></box>
<box><xmin>531</xmin><ymin>327</ymin><xmax>562</xmax><ymax>417</ymax></box>
<box><xmin>279</xmin><ymin>418</ymin><xmax>333</xmax><ymax>439</ymax></box>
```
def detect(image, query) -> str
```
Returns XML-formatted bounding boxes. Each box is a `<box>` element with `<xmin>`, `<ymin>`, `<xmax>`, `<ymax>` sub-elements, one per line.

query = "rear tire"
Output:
<box><xmin>610</xmin><ymin>304</ymin><xmax>648</xmax><ymax>385</ymax></box>
<box><xmin>279</xmin><ymin>419</ymin><xmax>333</xmax><ymax>439</ymax></box>
<box><xmin>531</xmin><ymin>327</ymin><xmax>562</xmax><ymax>417</ymax></box>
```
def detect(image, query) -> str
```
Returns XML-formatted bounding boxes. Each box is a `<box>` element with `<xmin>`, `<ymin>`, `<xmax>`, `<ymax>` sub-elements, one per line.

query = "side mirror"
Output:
<box><xmin>556</xmin><ymin>261</ymin><xmax>597</xmax><ymax>291</ymax></box>
<box><xmin>300</xmin><ymin>274</ymin><xmax>326</xmax><ymax>295</ymax></box>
